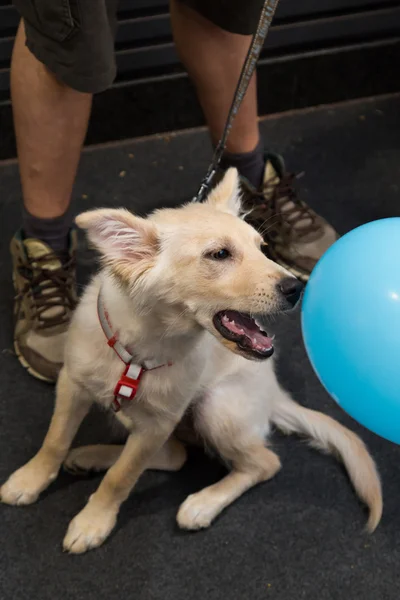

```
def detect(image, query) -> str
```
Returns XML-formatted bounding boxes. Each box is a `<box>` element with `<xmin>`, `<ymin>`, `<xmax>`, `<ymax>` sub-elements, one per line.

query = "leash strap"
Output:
<box><xmin>193</xmin><ymin>0</ymin><xmax>280</xmax><ymax>203</ymax></box>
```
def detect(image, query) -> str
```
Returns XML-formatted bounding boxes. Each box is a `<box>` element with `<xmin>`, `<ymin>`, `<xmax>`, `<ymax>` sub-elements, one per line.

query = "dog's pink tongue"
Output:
<box><xmin>221</xmin><ymin>311</ymin><xmax>273</xmax><ymax>351</ymax></box>
<box><xmin>250</xmin><ymin>333</ymin><xmax>273</xmax><ymax>351</ymax></box>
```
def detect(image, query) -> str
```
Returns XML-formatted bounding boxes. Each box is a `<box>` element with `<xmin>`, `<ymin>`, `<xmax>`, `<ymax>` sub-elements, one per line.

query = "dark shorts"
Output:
<box><xmin>13</xmin><ymin>0</ymin><xmax>265</xmax><ymax>94</ymax></box>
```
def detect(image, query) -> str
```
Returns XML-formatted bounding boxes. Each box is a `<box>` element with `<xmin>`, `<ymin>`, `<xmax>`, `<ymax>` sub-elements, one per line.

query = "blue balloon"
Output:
<box><xmin>301</xmin><ymin>218</ymin><xmax>400</xmax><ymax>445</ymax></box>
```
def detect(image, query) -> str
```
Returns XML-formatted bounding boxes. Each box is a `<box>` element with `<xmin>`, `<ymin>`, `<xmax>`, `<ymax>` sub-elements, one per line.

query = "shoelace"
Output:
<box><xmin>17</xmin><ymin>253</ymin><xmax>77</xmax><ymax>329</ymax></box>
<box><xmin>247</xmin><ymin>172</ymin><xmax>319</xmax><ymax>240</ymax></box>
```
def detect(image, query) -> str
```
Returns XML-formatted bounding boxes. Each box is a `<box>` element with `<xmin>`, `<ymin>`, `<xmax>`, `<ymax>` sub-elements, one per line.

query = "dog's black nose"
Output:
<box><xmin>278</xmin><ymin>277</ymin><xmax>304</xmax><ymax>308</ymax></box>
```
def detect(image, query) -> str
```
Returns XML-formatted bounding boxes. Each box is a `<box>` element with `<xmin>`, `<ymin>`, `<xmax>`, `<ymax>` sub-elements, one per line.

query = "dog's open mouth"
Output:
<box><xmin>213</xmin><ymin>310</ymin><xmax>274</xmax><ymax>359</ymax></box>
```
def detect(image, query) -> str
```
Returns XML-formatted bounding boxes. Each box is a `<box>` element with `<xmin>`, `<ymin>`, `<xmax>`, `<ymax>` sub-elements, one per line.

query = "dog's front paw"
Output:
<box><xmin>63</xmin><ymin>501</ymin><xmax>117</xmax><ymax>554</ymax></box>
<box><xmin>177</xmin><ymin>491</ymin><xmax>220</xmax><ymax>531</ymax></box>
<box><xmin>1</xmin><ymin>462</ymin><xmax>57</xmax><ymax>506</ymax></box>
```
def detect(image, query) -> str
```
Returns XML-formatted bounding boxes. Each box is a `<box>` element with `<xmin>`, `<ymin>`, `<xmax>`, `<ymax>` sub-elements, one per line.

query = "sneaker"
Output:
<box><xmin>10</xmin><ymin>230</ymin><xmax>78</xmax><ymax>383</ymax></box>
<box><xmin>241</xmin><ymin>153</ymin><xmax>339</xmax><ymax>281</ymax></box>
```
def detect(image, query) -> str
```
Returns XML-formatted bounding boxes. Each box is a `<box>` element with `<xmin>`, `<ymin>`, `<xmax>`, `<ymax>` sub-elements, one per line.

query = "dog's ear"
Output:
<box><xmin>76</xmin><ymin>208</ymin><xmax>158</xmax><ymax>265</ymax></box>
<box><xmin>206</xmin><ymin>168</ymin><xmax>241</xmax><ymax>216</ymax></box>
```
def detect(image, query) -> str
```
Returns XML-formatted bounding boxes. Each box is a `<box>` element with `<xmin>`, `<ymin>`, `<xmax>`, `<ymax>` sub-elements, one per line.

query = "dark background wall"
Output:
<box><xmin>0</xmin><ymin>0</ymin><xmax>399</xmax><ymax>159</ymax></box>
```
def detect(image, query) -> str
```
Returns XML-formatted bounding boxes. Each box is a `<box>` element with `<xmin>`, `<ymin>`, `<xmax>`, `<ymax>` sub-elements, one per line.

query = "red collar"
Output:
<box><xmin>97</xmin><ymin>290</ymin><xmax>171</xmax><ymax>412</ymax></box>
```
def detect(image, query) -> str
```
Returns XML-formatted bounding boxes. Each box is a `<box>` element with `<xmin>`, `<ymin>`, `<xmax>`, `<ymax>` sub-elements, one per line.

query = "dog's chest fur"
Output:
<box><xmin>64</xmin><ymin>274</ymin><xmax>271</xmax><ymax>430</ymax></box>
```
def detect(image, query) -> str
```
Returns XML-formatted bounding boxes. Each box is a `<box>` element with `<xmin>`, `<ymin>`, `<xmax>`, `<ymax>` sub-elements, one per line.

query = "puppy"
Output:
<box><xmin>1</xmin><ymin>169</ymin><xmax>382</xmax><ymax>554</ymax></box>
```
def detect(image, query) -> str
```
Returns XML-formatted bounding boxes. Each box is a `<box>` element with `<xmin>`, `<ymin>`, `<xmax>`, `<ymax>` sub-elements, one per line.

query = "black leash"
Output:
<box><xmin>193</xmin><ymin>0</ymin><xmax>280</xmax><ymax>203</ymax></box>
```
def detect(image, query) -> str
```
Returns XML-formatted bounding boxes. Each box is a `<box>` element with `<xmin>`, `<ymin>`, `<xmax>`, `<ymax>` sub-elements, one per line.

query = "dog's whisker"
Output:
<box><xmin>247</xmin><ymin>209</ymin><xmax>279</xmax><ymax>230</ymax></box>
<box><xmin>256</xmin><ymin>212</ymin><xmax>279</xmax><ymax>227</ymax></box>
<box><xmin>257</xmin><ymin>218</ymin><xmax>280</xmax><ymax>237</ymax></box>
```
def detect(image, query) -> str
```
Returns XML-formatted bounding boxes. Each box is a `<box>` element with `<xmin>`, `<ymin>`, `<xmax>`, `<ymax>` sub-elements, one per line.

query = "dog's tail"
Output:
<box><xmin>272</xmin><ymin>396</ymin><xmax>382</xmax><ymax>532</ymax></box>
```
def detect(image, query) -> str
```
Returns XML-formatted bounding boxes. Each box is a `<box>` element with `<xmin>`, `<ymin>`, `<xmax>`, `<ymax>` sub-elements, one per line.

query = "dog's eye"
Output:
<box><xmin>210</xmin><ymin>248</ymin><xmax>231</xmax><ymax>260</ymax></box>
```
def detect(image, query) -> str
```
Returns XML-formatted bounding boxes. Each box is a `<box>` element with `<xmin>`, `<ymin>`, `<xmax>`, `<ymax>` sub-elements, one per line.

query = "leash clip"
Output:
<box><xmin>193</xmin><ymin>168</ymin><xmax>217</xmax><ymax>203</ymax></box>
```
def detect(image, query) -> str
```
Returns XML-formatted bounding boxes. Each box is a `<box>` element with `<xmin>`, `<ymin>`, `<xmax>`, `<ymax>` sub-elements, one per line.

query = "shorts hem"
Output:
<box><xmin>178</xmin><ymin>0</ymin><xmax>262</xmax><ymax>35</ymax></box>
<box><xmin>26</xmin><ymin>38</ymin><xmax>116</xmax><ymax>94</ymax></box>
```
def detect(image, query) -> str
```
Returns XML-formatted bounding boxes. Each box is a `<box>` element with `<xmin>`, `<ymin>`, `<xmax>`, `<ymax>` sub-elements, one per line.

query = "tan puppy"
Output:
<box><xmin>1</xmin><ymin>169</ymin><xmax>382</xmax><ymax>554</ymax></box>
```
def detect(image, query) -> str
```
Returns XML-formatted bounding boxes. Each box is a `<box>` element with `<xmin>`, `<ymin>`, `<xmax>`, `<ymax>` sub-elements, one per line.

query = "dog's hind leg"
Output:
<box><xmin>64</xmin><ymin>445</ymin><xmax>123</xmax><ymax>474</ymax></box>
<box><xmin>177</xmin><ymin>371</ymin><xmax>281</xmax><ymax>530</ymax></box>
<box><xmin>177</xmin><ymin>442</ymin><xmax>280</xmax><ymax>530</ymax></box>
<box><xmin>1</xmin><ymin>367</ymin><xmax>92</xmax><ymax>506</ymax></box>
<box><xmin>64</xmin><ymin>437</ymin><xmax>187</xmax><ymax>474</ymax></box>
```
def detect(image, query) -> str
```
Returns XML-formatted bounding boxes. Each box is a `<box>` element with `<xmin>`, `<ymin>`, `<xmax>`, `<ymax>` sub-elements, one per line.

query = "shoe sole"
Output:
<box><xmin>258</xmin><ymin>240</ymin><xmax>312</xmax><ymax>283</ymax></box>
<box><xmin>277</xmin><ymin>260</ymin><xmax>310</xmax><ymax>283</ymax></box>
<box><xmin>13</xmin><ymin>338</ymin><xmax>56</xmax><ymax>384</ymax></box>
<box><xmin>268</xmin><ymin>252</ymin><xmax>311</xmax><ymax>283</ymax></box>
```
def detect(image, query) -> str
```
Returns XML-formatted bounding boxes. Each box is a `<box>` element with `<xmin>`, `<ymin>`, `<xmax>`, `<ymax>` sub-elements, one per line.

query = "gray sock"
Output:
<box><xmin>22</xmin><ymin>206</ymin><xmax>72</xmax><ymax>254</ymax></box>
<box><xmin>219</xmin><ymin>138</ymin><xmax>265</xmax><ymax>190</ymax></box>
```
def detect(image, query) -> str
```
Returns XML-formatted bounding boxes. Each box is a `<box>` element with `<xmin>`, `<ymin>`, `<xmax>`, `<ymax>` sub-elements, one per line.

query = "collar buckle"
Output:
<box><xmin>97</xmin><ymin>289</ymin><xmax>172</xmax><ymax>413</ymax></box>
<box><xmin>112</xmin><ymin>363</ymin><xmax>145</xmax><ymax>413</ymax></box>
